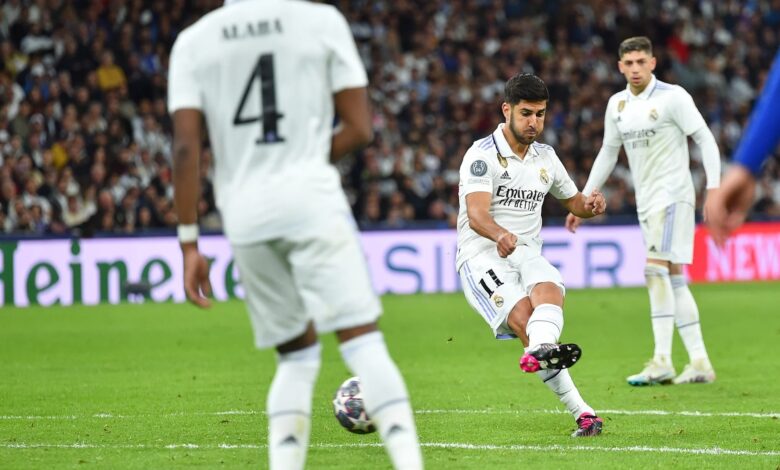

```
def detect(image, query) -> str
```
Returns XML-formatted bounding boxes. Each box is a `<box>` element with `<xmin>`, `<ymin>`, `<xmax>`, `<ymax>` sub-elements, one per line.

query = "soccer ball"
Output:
<box><xmin>332</xmin><ymin>376</ymin><xmax>376</xmax><ymax>434</ymax></box>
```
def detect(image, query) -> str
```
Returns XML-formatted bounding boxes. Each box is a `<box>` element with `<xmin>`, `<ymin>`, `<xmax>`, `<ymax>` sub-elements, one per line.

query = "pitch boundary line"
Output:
<box><xmin>2</xmin><ymin>408</ymin><xmax>778</xmax><ymax>420</ymax></box>
<box><xmin>417</xmin><ymin>409</ymin><xmax>780</xmax><ymax>419</ymax></box>
<box><xmin>2</xmin><ymin>442</ymin><xmax>779</xmax><ymax>457</ymax></box>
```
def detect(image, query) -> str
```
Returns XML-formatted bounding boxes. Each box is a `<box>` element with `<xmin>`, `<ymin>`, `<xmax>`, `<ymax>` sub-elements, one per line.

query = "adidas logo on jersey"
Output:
<box><xmin>500</xmin><ymin>171</ymin><xmax>511</xmax><ymax>180</ymax></box>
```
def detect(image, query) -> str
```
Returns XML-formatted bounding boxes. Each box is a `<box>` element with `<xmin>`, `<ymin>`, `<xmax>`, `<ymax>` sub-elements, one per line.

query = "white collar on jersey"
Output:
<box><xmin>492</xmin><ymin>123</ymin><xmax>539</xmax><ymax>160</ymax></box>
<box><xmin>625</xmin><ymin>74</ymin><xmax>658</xmax><ymax>101</ymax></box>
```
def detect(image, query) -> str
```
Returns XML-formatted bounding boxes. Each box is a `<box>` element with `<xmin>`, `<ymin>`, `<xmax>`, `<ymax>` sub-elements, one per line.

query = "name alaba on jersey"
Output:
<box><xmin>456</xmin><ymin>124</ymin><xmax>578</xmax><ymax>270</ymax></box>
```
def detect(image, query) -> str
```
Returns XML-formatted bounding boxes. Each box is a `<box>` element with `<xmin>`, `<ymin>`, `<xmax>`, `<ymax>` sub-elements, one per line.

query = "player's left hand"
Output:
<box><xmin>584</xmin><ymin>189</ymin><xmax>606</xmax><ymax>216</ymax></box>
<box><xmin>181</xmin><ymin>244</ymin><xmax>212</xmax><ymax>308</ymax></box>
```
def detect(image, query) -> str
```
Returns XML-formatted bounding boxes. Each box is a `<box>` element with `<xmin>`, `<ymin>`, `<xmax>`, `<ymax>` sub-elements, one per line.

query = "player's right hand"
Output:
<box><xmin>496</xmin><ymin>231</ymin><xmax>518</xmax><ymax>258</ymax></box>
<box><xmin>181</xmin><ymin>244</ymin><xmax>212</xmax><ymax>308</ymax></box>
<box><xmin>565</xmin><ymin>213</ymin><xmax>582</xmax><ymax>233</ymax></box>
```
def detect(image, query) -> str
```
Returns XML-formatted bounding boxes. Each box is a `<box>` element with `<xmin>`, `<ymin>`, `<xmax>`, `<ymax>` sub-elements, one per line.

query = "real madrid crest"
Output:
<box><xmin>618</xmin><ymin>100</ymin><xmax>626</xmax><ymax>112</ymax></box>
<box><xmin>493</xmin><ymin>295</ymin><xmax>504</xmax><ymax>308</ymax></box>
<box><xmin>539</xmin><ymin>168</ymin><xmax>550</xmax><ymax>185</ymax></box>
<box><xmin>497</xmin><ymin>153</ymin><xmax>508</xmax><ymax>168</ymax></box>
<box><xmin>649</xmin><ymin>108</ymin><xmax>658</xmax><ymax>121</ymax></box>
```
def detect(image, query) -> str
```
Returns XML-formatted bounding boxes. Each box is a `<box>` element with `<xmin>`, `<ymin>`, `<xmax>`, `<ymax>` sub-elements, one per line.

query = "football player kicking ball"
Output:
<box><xmin>567</xmin><ymin>37</ymin><xmax>719</xmax><ymax>386</ymax></box>
<box><xmin>456</xmin><ymin>73</ymin><xmax>606</xmax><ymax>437</ymax></box>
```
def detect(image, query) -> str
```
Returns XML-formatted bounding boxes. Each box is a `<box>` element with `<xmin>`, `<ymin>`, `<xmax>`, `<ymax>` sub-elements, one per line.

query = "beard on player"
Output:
<box><xmin>509</xmin><ymin>113</ymin><xmax>539</xmax><ymax>146</ymax></box>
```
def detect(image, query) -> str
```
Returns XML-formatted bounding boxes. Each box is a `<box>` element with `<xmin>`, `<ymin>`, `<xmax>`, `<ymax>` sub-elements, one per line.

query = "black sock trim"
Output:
<box><xmin>676</xmin><ymin>321</ymin><xmax>700</xmax><ymax>329</ymax></box>
<box><xmin>543</xmin><ymin>370</ymin><xmax>562</xmax><ymax>382</ymax></box>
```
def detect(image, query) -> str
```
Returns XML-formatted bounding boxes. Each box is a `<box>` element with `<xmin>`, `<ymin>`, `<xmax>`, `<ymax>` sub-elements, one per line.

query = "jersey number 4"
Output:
<box><xmin>233</xmin><ymin>53</ymin><xmax>285</xmax><ymax>144</ymax></box>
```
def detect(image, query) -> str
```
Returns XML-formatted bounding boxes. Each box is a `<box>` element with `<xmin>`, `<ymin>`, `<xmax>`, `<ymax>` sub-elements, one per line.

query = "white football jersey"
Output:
<box><xmin>456</xmin><ymin>124</ymin><xmax>578</xmax><ymax>270</ymax></box>
<box><xmin>595</xmin><ymin>75</ymin><xmax>707</xmax><ymax>216</ymax></box>
<box><xmin>168</xmin><ymin>0</ymin><xmax>367</xmax><ymax>244</ymax></box>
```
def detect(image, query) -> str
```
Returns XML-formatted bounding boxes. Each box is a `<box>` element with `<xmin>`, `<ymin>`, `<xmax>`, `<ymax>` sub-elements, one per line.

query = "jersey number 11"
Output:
<box><xmin>233</xmin><ymin>53</ymin><xmax>285</xmax><ymax>144</ymax></box>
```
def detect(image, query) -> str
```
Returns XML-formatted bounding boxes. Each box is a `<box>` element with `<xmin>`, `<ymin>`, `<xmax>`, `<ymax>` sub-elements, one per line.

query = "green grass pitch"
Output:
<box><xmin>2</xmin><ymin>282</ymin><xmax>779</xmax><ymax>469</ymax></box>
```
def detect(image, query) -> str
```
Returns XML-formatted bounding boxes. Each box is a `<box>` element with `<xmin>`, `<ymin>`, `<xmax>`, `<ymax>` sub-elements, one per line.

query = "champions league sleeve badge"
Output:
<box><xmin>470</xmin><ymin>160</ymin><xmax>488</xmax><ymax>176</ymax></box>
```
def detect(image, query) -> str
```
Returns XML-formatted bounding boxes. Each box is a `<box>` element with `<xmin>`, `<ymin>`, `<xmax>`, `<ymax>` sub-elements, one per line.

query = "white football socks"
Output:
<box><xmin>537</xmin><ymin>368</ymin><xmax>594</xmax><ymax>419</ymax></box>
<box><xmin>645</xmin><ymin>264</ymin><xmax>675</xmax><ymax>362</ymax></box>
<box><xmin>339</xmin><ymin>331</ymin><xmax>423</xmax><ymax>470</ymax></box>
<box><xmin>267</xmin><ymin>342</ymin><xmax>321</xmax><ymax>470</ymax></box>
<box><xmin>526</xmin><ymin>303</ymin><xmax>564</xmax><ymax>347</ymax></box>
<box><xmin>671</xmin><ymin>274</ymin><xmax>711</xmax><ymax>365</ymax></box>
<box><xmin>525</xmin><ymin>304</ymin><xmax>592</xmax><ymax>419</ymax></box>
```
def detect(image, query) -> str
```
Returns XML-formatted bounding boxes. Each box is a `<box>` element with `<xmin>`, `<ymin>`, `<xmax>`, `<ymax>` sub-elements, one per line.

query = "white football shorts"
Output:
<box><xmin>231</xmin><ymin>214</ymin><xmax>381</xmax><ymax>349</ymax></box>
<box><xmin>459</xmin><ymin>243</ymin><xmax>564</xmax><ymax>339</ymax></box>
<box><xmin>638</xmin><ymin>202</ymin><xmax>695</xmax><ymax>264</ymax></box>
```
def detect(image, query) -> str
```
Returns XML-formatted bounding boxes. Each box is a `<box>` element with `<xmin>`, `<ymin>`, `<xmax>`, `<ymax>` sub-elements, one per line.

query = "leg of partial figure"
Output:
<box><xmin>339</xmin><ymin>329</ymin><xmax>423</xmax><ymax>470</ymax></box>
<box><xmin>267</xmin><ymin>341</ymin><xmax>321</xmax><ymax>470</ymax></box>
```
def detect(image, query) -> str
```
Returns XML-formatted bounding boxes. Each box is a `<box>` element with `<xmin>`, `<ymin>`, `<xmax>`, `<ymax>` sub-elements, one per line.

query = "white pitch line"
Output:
<box><xmin>1</xmin><ymin>408</ymin><xmax>778</xmax><ymax>421</ymax></box>
<box><xmin>2</xmin><ymin>442</ymin><xmax>779</xmax><ymax>457</ymax></box>
<box><xmin>417</xmin><ymin>409</ymin><xmax>780</xmax><ymax>419</ymax></box>
<box><xmin>0</xmin><ymin>415</ymin><xmax>78</xmax><ymax>420</ymax></box>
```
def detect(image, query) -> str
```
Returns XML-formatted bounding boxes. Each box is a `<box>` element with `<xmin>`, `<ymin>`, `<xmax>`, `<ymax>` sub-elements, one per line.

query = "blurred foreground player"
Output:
<box><xmin>168</xmin><ymin>1</ymin><xmax>422</xmax><ymax>469</ymax></box>
<box><xmin>707</xmin><ymin>49</ymin><xmax>780</xmax><ymax>245</ymax></box>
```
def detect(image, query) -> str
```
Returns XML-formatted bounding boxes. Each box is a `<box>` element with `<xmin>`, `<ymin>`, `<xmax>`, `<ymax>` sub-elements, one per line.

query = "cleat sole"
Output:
<box><xmin>520</xmin><ymin>343</ymin><xmax>582</xmax><ymax>373</ymax></box>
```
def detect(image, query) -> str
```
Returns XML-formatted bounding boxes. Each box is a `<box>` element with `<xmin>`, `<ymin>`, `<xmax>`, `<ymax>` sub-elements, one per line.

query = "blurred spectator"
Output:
<box><xmin>96</xmin><ymin>51</ymin><xmax>126</xmax><ymax>93</ymax></box>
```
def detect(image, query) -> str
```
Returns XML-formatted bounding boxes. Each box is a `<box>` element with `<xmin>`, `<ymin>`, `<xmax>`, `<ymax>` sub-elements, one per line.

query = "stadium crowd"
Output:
<box><xmin>0</xmin><ymin>0</ymin><xmax>778</xmax><ymax>235</ymax></box>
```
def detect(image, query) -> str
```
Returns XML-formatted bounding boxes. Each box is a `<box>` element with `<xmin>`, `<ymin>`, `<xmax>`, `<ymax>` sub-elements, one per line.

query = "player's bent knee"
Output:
<box><xmin>507</xmin><ymin>298</ymin><xmax>532</xmax><ymax>336</ymax></box>
<box><xmin>528</xmin><ymin>282</ymin><xmax>565</xmax><ymax>307</ymax></box>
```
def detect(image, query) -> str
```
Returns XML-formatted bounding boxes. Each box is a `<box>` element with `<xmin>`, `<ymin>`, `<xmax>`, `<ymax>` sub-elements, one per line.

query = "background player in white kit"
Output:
<box><xmin>566</xmin><ymin>37</ymin><xmax>721</xmax><ymax>386</ymax></box>
<box><xmin>457</xmin><ymin>73</ymin><xmax>607</xmax><ymax>437</ymax></box>
<box><xmin>167</xmin><ymin>1</ymin><xmax>423</xmax><ymax>469</ymax></box>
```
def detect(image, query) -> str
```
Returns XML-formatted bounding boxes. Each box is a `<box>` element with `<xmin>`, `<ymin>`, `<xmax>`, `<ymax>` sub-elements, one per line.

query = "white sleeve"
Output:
<box><xmin>583</xmin><ymin>101</ymin><xmax>622</xmax><ymax>195</ymax></box>
<box><xmin>691</xmin><ymin>126</ymin><xmax>721</xmax><ymax>189</ymax></box>
<box><xmin>670</xmin><ymin>87</ymin><xmax>708</xmax><ymax>136</ymax></box>
<box><xmin>459</xmin><ymin>148</ymin><xmax>495</xmax><ymax>196</ymax></box>
<box><xmin>167</xmin><ymin>31</ymin><xmax>202</xmax><ymax>113</ymax></box>
<box><xmin>324</xmin><ymin>7</ymin><xmax>368</xmax><ymax>93</ymax></box>
<box><xmin>549</xmin><ymin>153</ymin><xmax>578</xmax><ymax>200</ymax></box>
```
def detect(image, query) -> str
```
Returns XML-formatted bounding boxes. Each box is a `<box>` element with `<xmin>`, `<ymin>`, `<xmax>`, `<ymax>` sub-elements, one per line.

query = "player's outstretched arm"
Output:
<box><xmin>331</xmin><ymin>87</ymin><xmax>373</xmax><ymax>161</ymax></box>
<box><xmin>172</xmin><ymin>109</ymin><xmax>212</xmax><ymax>309</ymax></box>
<box><xmin>465</xmin><ymin>192</ymin><xmax>517</xmax><ymax>258</ymax></box>
<box><xmin>706</xmin><ymin>49</ymin><xmax>780</xmax><ymax>245</ymax></box>
<box><xmin>561</xmin><ymin>189</ymin><xmax>606</xmax><ymax>220</ymax></box>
